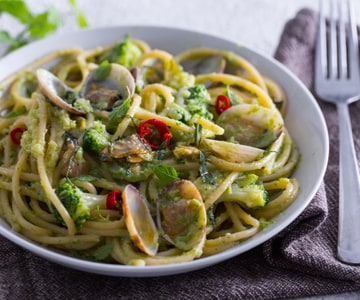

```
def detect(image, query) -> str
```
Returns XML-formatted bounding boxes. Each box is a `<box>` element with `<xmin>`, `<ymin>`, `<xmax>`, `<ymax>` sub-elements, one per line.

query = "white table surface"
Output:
<box><xmin>1</xmin><ymin>0</ymin><xmax>360</xmax><ymax>299</ymax></box>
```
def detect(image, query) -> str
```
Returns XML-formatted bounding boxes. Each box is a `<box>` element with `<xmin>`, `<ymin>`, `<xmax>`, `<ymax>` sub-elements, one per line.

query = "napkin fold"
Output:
<box><xmin>1</xmin><ymin>8</ymin><xmax>360</xmax><ymax>300</ymax></box>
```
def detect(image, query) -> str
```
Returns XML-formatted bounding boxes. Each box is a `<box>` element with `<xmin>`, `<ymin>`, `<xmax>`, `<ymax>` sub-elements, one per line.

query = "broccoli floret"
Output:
<box><xmin>52</xmin><ymin>180</ymin><xmax>109</xmax><ymax>230</ymax></box>
<box><xmin>230</xmin><ymin>174</ymin><xmax>269</xmax><ymax>208</ymax></box>
<box><xmin>178</xmin><ymin>84</ymin><xmax>213</xmax><ymax>121</ymax></box>
<box><xmin>73</xmin><ymin>98</ymin><xmax>93</xmax><ymax>113</ymax></box>
<box><xmin>82</xmin><ymin>120</ymin><xmax>110</xmax><ymax>154</ymax></box>
<box><xmin>101</xmin><ymin>38</ymin><xmax>142</xmax><ymax>68</ymax></box>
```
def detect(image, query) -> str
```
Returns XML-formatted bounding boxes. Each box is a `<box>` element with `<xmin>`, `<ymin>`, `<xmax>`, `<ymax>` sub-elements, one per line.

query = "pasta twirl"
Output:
<box><xmin>0</xmin><ymin>37</ymin><xmax>300</xmax><ymax>265</ymax></box>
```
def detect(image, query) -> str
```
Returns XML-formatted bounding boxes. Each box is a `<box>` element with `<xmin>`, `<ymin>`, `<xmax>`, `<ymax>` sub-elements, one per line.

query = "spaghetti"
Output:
<box><xmin>0</xmin><ymin>37</ymin><xmax>300</xmax><ymax>265</ymax></box>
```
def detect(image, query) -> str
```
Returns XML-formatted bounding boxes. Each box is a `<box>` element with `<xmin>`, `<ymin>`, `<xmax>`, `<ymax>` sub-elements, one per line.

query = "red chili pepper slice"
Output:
<box><xmin>138</xmin><ymin>118</ymin><xmax>172</xmax><ymax>150</ymax></box>
<box><xmin>106</xmin><ymin>190</ymin><xmax>123</xmax><ymax>211</ymax></box>
<box><xmin>10</xmin><ymin>127</ymin><xmax>27</xmax><ymax>145</ymax></box>
<box><xmin>215</xmin><ymin>94</ymin><xmax>231</xmax><ymax>114</ymax></box>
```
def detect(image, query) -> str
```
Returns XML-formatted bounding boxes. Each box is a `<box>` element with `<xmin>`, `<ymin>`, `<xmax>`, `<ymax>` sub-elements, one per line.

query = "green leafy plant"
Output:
<box><xmin>0</xmin><ymin>0</ymin><xmax>88</xmax><ymax>56</ymax></box>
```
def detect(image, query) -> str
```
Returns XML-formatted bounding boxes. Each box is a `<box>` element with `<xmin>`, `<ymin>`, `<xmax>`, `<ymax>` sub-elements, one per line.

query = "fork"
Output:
<box><xmin>314</xmin><ymin>0</ymin><xmax>360</xmax><ymax>264</ymax></box>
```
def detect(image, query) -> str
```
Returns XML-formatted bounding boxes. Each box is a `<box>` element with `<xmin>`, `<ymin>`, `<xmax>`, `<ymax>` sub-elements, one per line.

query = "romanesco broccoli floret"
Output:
<box><xmin>82</xmin><ymin>120</ymin><xmax>110</xmax><ymax>154</ymax></box>
<box><xmin>52</xmin><ymin>180</ymin><xmax>109</xmax><ymax>230</ymax></box>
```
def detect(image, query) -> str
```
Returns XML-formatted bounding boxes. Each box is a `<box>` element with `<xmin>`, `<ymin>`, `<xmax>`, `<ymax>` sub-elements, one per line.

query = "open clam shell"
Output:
<box><xmin>36</xmin><ymin>68</ymin><xmax>86</xmax><ymax>115</ymax></box>
<box><xmin>216</xmin><ymin>103</ymin><xmax>284</xmax><ymax>148</ymax></box>
<box><xmin>122</xmin><ymin>184</ymin><xmax>159</xmax><ymax>256</ymax></box>
<box><xmin>156</xmin><ymin>179</ymin><xmax>207</xmax><ymax>251</ymax></box>
<box><xmin>81</xmin><ymin>63</ymin><xmax>135</xmax><ymax>110</ymax></box>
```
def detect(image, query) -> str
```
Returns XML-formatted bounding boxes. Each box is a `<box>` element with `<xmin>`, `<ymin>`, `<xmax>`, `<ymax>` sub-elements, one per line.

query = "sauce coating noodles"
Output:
<box><xmin>0</xmin><ymin>38</ymin><xmax>299</xmax><ymax>265</ymax></box>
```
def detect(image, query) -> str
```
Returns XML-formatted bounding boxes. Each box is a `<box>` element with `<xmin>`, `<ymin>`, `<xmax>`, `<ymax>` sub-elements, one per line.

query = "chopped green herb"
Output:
<box><xmin>93</xmin><ymin>243</ymin><xmax>113</xmax><ymax>261</ymax></box>
<box><xmin>68</xmin><ymin>0</ymin><xmax>88</xmax><ymax>28</ymax></box>
<box><xmin>94</xmin><ymin>60</ymin><xmax>111</xmax><ymax>81</ymax></box>
<box><xmin>70</xmin><ymin>175</ymin><xmax>100</xmax><ymax>182</ymax></box>
<box><xmin>260</xmin><ymin>221</ymin><xmax>273</xmax><ymax>230</ymax></box>
<box><xmin>154</xmin><ymin>164</ymin><xmax>178</xmax><ymax>185</ymax></box>
<box><xmin>0</xmin><ymin>0</ymin><xmax>88</xmax><ymax>56</ymax></box>
<box><xmin>108</xmin><ymin>98</ymin><xmax>131</xmax><ymax>123</ymax></box>
<box><xmin>199</xmin><ymin>150</ymin><xmax>215</xmax><ymax>184</ymax></box>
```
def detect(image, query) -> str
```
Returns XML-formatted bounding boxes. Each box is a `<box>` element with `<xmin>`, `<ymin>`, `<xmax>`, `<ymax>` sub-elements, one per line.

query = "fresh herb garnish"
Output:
<box><xmin>68</xmin><ymin>0</ymin><xmax>88</xmax><ymax>28</ymax></box>
<box><xmin>0</xmin><ymin>0</ymin><xmax>88</xmax><ymax>56</ymax></box>
<box><xmin>108</xmin><ymin>97</ymin><xmax>131</xmax><ymax>123</ymax></box>
<box><xmin>94</xmin><ymin>60</ymin><xmax>112</xmax><ymax>81</ymax></box>
<box><xmin>199</xmin><ymin>150</ymin><xmax>215</xmax><ymax>184</ymax></box>
<box><xmin>154</xmin><ymin>164</ymin><xmax>178</xmax><ymax>185</ymax></box>
<box><xmin>70</xmin><ymin>175</ymin><xmax>100</xmax><ymax>182</ymax></box>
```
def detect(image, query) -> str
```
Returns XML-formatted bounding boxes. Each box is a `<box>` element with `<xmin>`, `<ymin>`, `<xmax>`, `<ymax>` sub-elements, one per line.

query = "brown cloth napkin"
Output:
<box><xmin>1</xmin><ymin>8</ymin><xmax>360</xmax><ymax>300</ymax></box>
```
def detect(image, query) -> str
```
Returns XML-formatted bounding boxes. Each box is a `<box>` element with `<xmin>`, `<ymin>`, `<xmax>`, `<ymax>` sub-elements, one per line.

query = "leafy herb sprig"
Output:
<box><xmin>0</xmin><ymin>0</ymin><xmax>88</xmax><ymax>56</ymax></box>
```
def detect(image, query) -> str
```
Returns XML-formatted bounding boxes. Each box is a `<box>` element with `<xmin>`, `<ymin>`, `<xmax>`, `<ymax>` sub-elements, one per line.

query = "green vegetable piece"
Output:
<box><xmin>154</xmin><ymin>165</ymin><xmax>178</xmax><ymax>185</ymax></box>
<box><xmin>68</xmin><ymin>0</ymin><xmax>88</xmax><ymax>28</ymax></box>
<box><xmin>82</xmin><ymin>121</ymin><xmax>110</xmax><ymax>154</ymax></box>
<box><xmin>52</xmin><ymin>180</ymin><xmax>112</xmax><ymax>230</ymax></box>
<box><xmin>199</xmin><ymin>150</ymin><xmax>215</xmax><ymax>184</ymax></box>
<box><xmin>108</xmin><ymin>98</ymin><xmax>131</xmax><ymax>123</ymax></box>
<box><xmin>94</xmin><ymin>60</ymin><xmax>112</xmax><ymax>81</ymax></box>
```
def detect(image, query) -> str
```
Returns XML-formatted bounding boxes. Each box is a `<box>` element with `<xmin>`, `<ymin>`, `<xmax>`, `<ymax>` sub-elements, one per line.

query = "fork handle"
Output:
<box><xmin>337</xmin><ymin>101</ymin><xmax>360</xmax><ymax>264</ymax></box>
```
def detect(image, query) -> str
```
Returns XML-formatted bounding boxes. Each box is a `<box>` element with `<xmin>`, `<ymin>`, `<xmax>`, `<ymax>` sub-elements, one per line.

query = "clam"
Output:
<box><xmin>157</xmin><ymin>179</ymin><xmax>207</xmax><ymax>251</ymax></box>
<box><xmin>180</xmin><ymin>55</ymin><xmax>226</xmax><ymax>75</ymax></box>
<box><xmin>216</xmin><ymin>103</ymin><xmax>284</xmax><ymax>148</ymax></box>
<box><xmin>99</xmin><ymin>134</ymin><xmax>154</xmax><ymax>163</ymax></box>
<box><xmin>201</xmin><ymin>138</ymin><xmax>264</xmax><ymax>163</ymax></box>
<box><xmin>122</xmin><ymin>184</ymin><xmax>159</xmax><ymax>256</ymax></box>
<box><xmin>81</xmin><ymin>63</ymin><xmax>135</xmax><ymax>110</ymax></box>
<box><xmin>36</xmin><ymin>68</ymin><xmax>86</xmax><ymax>115</ymax></box>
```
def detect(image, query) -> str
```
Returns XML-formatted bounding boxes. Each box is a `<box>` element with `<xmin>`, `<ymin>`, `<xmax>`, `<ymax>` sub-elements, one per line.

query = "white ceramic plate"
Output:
<box><xmin>0</xmin><ymin>26</ymin><xmax>329</xmax><ymax>277</ymax></box>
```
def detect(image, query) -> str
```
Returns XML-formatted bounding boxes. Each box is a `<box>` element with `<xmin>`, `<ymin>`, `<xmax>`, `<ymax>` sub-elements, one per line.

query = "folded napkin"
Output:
<box><xmin>1</xmin><ymin>8</ymin><xmax>360</xmax><ymax>300</ymax></box>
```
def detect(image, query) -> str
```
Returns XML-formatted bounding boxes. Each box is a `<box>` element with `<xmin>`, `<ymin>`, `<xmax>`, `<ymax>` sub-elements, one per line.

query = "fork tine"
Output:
<box><xmin>328</xmin><ymin>0</ymin><xmax>338</xmax><ymax>79</ymax></box>
<box><xmin>337</xmin><ymin>0</ymin><xmax>348</xmax><ymax>78</ymax></box>
<box><xmin>315</xmin><ymin>0</ymin><xmax>328</xmax><ymax>81</ymax></box>
<box><xmin>347</xmin><ymin>0</ymin><xmax>360</xmax><ymax>80</ymax></box>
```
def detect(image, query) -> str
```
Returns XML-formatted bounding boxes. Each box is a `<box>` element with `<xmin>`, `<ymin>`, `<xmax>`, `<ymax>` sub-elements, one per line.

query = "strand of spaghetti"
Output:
<box><xmin>175</xmin><ymin>47</ymin><xmax>267</xmax><ymax>90</ymax></box>
<box><xmin>224</xmin><ymin>202</ymin><xmax>247</xmax><ymax>231</ymax></box>
<box><xmin>11</xmin><ymin>198</ymin><xmax>51</xmax><ymax>236</ymax></box>
<box><xmin>83</xmin><ymin>219</ymin><xmax>125</xmax><ymax>230</ymax></box>
<box><xmin>264</xmin><ymin>76</ymin><xmax>287</xmax><ymax>115</ymax></box>
<box><xmin>0</xmin><ymin>167</ymin><xmax>39</xmax><ymax>181</ymax></box>
<box><xmin>79</xmin><ymin>227</ymin><xmax>128</xmax><ymax>237</ymax></box>
<box><xmin>29</xmin><ymin>199</ymin><xmax>57</xmax><ymax>223</ymax></box>
<box><xmin>196</xmin><ymin>117</ymin><xmax>224</xmax><ymax>136</ymax></box>
<box><xmin>204</xmin><ymin>171</ymin><xmax>239</xmax><ymax>209</ymax></box>
<box><xmin>134</xmin><ymin>107</ymin><xmax>194</xmax><ymax>133</ymax></box>
<box><xmin>195</xmin><ymin>73</ymin><xmax>275</xmax><ymax>109</ymax></box>
<box><xmin>0</xmin><ymin>48</ymin><xmax>83</xmax><ymax>89</ymax></box>
<box><xmin>139</xmin><ymin>83</ymin><xmax>174</xmax><ymax>112</ymax></box>
<box><xmin>12</xmin><ymin>151</ymin><xmax>70</xmax><ymax>235</ymax></box>
<box><xmin>21</xmin><ymin>228</ymin><xmax>100</xmax><ymax>246</ymax></box>
<box><xmin>261</xmin><ymin>144</ymin><xmax>300</xmax><ymax>182</ymax></box>
<box><xmin>205</xmin><ymin>211</ymin><xmax>229</xmax><ymax>234</ymax></box>
<box><xmin>35</xmin><ymin>95</ymin><xmax>77</xmax><ymax>235</ymax></box>
<box><xmin>113</xmin><ymin>236</ymin><xmax>204</xmax><ymax>266</ymax></box>
<box><xmin>252</xmin><ymin>178</ymin><xmax>299</xmax><ymax>219</ymax></box>
<box><xmin>0</xmin><ymin>189</ymin><xmax>18</xmax><ymax>230</ymax></box>
<box><xmin>135</xmin><ymin>49</ymin><xmax>173</xmax><ymax>67</ymax></box>
<box><xmin>112</xmin><ymin>94</ymin><xmax>142</xmax><ymax>140</ymax></box>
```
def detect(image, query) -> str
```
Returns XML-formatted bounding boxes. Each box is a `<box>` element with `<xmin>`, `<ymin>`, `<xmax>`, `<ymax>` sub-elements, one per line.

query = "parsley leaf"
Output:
<box><xmin>154</xmin><ymin>164</ymin><xmax>178</xmax><ymax>185</ymax></box>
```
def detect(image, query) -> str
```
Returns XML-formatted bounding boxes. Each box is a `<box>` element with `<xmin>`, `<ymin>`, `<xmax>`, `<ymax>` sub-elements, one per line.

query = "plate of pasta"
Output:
<box><xmin>0</xmin><ymin>26</ymin><xmax>328</xmax><ymax>277</ymax></box>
